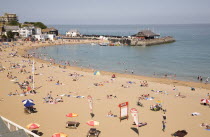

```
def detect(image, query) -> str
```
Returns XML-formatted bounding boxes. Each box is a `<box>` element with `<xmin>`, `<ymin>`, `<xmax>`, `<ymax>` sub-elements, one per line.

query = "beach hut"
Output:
<box><xmin>94</xmin><ymin>71</ymin><xmax>100</xmax><ymax>75</ymax></box>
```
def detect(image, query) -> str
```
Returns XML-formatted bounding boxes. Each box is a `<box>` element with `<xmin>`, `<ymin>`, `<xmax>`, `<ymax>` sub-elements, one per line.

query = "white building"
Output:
<box><xmin>18</xmin><ymin>26</ymin><xmax>35</xmax><ymax>38</ymax></box>
<box><xmin>34</xmin><ymin>34</ymin><xmax>55</xmax><ymax>41</ymax></box>
<box><xmin>35</xmin><ymin>27</ymin><xmax>42</xmax><ymax>35</ymax></box>
<box><xmin>66</xmin><ymin>29</ymin><xmax>81</xmax><ymax>37</ymax></box>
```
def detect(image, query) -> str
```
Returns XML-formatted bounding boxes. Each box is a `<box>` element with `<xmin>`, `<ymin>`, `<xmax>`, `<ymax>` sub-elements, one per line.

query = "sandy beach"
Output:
<box><xmin>0</xmin><ymin>40</ymin><xmax>210</xmax><ymax>137</ymax></box>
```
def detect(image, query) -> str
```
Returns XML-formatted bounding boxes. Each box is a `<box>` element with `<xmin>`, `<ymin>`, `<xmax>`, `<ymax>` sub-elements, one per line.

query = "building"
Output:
<box><xmin>133</xmin><ymin>30</ymin><xmax>160</xmax><ymax>39</ymax></box>
<box><xmin>42</xmin><ymin>28</ymin><xmax>58</xmax><ymax>36</ymax></box>
<box><xmin>18</xmin><ymin>26</ymin><xmax>35</xmax><ymax>38</ymax></box>
<box><xmin>3</xmin><ymin>25</ymin><xmax>19</xmax><ymax>36</ymax></box>
<box><xmin>35</xmin><ymin>27</ymin><xmax>42</xmax><ymax>35</ymax></box>
<box><xmin>0</xmin><ymin>13</ymin><xmax>18</xmax><ymax>24</ymax></box>
<box><xmin>66</xmin><ymin>29</ymin><xmax>81</xmax><ymax>37</ymax></box>
<box><xmin>34</xmin><ymin>34</ymin><xmax>55</xmax><ymax>41</ymax></box>
<box><xmin>0</xmin><ymin>25</ymin><xmax>3</xmax><ymax>36</ymax></box>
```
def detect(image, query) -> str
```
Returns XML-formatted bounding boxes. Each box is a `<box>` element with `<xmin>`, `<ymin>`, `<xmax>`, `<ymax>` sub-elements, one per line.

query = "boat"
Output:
<box><xmin>91</xmin><ymin>43</ymin><xmax>97</xmax><ymax>46</ymax></box>
<box><xmin>99</xmin><ymin>43</ymin><xmax>108</xmax><ymax>46</ymax></box>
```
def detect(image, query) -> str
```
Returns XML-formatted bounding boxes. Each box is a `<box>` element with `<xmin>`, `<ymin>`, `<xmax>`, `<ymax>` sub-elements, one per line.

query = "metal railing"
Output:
<box><xmin>0</xmin><ymin>116</ymin><xmax>40</xmax><ymax>137</ymax></box>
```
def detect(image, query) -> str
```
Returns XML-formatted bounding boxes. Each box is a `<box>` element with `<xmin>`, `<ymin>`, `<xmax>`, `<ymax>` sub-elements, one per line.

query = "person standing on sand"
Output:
<box><xmin>163</xmin><ymin>113</ymin><xmax>166</xmax><ymax>121</ymax></box>
<box><xmin>205</xmin><ymin>77</ymin><xmax>209</xmax><ymax>84</ymax></box>
<box><xmin>162</xmin><ymin>121</ymin><xmax>166</xmax><ymax>132</ymax></box>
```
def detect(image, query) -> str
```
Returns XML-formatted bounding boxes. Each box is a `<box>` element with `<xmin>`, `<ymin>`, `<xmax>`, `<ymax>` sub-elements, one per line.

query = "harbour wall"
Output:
<box><xmin>130</xmin><ymin>36</ymin><xmax>175</xmax><ymax>46</ymax></box>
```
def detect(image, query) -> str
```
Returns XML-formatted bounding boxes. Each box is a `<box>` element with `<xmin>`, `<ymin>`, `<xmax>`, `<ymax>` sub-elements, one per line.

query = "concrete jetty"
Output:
<box><xmin>130</xmin><ymin>36</ymin><xmax>175</xmax><ymax>46</ymax></box>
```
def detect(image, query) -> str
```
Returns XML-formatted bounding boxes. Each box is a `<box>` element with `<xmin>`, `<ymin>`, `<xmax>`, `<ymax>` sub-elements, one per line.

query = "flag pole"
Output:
<box><xmin>32</xmin><ymin>58</ymin><xmax>35</xmax><ymax>91</ymax></box>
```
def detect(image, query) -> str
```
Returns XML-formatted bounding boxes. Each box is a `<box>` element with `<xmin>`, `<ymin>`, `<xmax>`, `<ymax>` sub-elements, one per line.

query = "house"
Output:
<box><xmin>3</xmin><ymin>25</ymin><xmax>19</xmax><ymax>36</ymax></box>
<box><xmin>0</xmin><ymin>26</ymin><xmax>3</xmax><ymax>36</ymax></box>
<box><xmin>133</xmin><ymin>30</ymin><xmax>160</xmax><ymax>39</ymax></box>
<box><xmin>66</xmin><ymin>29</ymin><xmax>81</xmax><ymax>37</ymax></box>
<box><xmin>18</xmin><ymin>26</ymin><xmax>35</xmax><ymax>38</ymax></box>
<box><xmin>34</xmin><ymin>34</ymin><xmax>56</xmax><ymax>41</ymax></box>
<box><xmin>35</xmin><ymin>27</ymin><xmax>42</xmax><ymax>35</ymax></box>
<box><xmin>0</xmin><ymin>13</ymin><xmax>18</xmax><ymax>24</ymax></box>
<box><xmin>4</xmin><ymin>25</ymin><xmax>19</xmax><ymax>32</ymax></box>
<box><xmin>42</xmin><ymin>28</ymin><xmax>58</xmax><ymax>36</ymax></box>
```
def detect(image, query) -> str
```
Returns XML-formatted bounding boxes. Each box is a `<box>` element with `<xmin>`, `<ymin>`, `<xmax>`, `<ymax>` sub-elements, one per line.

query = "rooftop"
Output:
<box><xmin>134</xmin><ymin>30</ymin><xmax>160</xmax><ymax>37</ymax></box>
<box><xmin>42</xmin><ymin>27</ymin><xmax>57</xmax><ymax>33</ymax></box>
<box><xmin>4</xmin><ymin>25</ymin><xmax>19</xmax><ymax>31</ymax></box>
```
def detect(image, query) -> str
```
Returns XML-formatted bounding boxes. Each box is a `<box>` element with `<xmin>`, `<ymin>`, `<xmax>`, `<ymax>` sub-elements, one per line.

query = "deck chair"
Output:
<box><xmin>24</xmin><ymin>106</ymin><xmax>37</xmax><ymax>114</ymax></box>
<box><xmin>66</xmin><ymin>121</ymin><xmax>80</xmax><ymax>129</ymax></box>
<box><xmin>137</xmin><ymin>102</ymin><xmax>143</xmax><ymax>107</ymax></box>
<box><xmin>87</xmin><ymin>128</ymin><xmax>100</xmax><ymax>137</ymax></box>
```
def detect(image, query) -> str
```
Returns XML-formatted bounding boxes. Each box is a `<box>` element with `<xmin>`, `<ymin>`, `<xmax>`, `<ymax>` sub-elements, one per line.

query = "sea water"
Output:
<box><xmin>31</xmin><ymin>24</ymin><xmax>210</xmax><ymax>82</ymax></box>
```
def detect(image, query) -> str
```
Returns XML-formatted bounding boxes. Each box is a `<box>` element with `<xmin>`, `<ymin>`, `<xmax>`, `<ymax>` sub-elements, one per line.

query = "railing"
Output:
<box><xmin>0</xmin><ymin>116</ymin><xmax>40</xmax><ymax>137</ymax></box>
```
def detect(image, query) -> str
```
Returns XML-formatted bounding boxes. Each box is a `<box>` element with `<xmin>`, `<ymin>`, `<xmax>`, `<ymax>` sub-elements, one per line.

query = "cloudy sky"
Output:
<box><xmin>0</xmin><ymin>0</ymin><xmax>210</xmax><ymax>25</ymax></box>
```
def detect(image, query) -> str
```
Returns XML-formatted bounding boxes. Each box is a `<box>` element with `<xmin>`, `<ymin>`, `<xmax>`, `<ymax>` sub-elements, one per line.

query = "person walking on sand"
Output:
<box><xmin>162</xmin><ymin>121</ymin><xmax>166</xmax><ymax>132</ymax></box>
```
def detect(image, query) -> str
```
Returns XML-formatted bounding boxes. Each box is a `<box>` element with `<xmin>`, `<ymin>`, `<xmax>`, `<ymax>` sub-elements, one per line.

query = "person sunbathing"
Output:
<box><xmin>200</xmin><ymin>123</ymin><xmax>208</xmax><ymax>127</ymax></box>
<box><xmin>8</xmin><ymin>92</ymin><xmax>13</xmax><ymax>96</ymax></box>
<box><xmin>55</xmin><ymin>95</ymin><xmax>64</xmax><ymax>102</ymax></box>
<box><xmin>107</xmin><ymin>111</ymin><xmax>117</xmax><ymax>117</ymax></box>
<box><xmin>112</xmin><ymin>74</ymin><xmax>116</xmax><ymax>78</ymax></box>
<box><xmin>133</xmin><ymin>122</ymin><xmax>147</xmax><ymax>127</ymax></box>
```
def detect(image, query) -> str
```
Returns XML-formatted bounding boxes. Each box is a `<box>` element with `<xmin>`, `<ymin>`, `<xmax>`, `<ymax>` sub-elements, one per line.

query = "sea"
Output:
<box><xmin>30</xmin><ymin>24</ymin><xmax>210</xmax><ymax>82</ymax></box>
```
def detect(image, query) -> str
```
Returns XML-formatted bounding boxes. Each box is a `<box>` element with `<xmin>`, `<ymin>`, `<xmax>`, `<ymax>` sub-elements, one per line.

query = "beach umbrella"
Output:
<box><xmin>201</xmin><ymin>99</ymin><xmax>209</xmax><ymax>103</ymax></box>
<box><xmin>52</xmin><ymin>133</ymin><xmax>67</xmax><ymax>137</ymax></box>
<box><xmin>93</xmin><ymin>71</ymin><xmax>100</xmax><ymax>75</ymax></box>
<box><xmin>26</xmin><ymin>123</ymin><xmax>40</xmax><ymax>129</ymax></box>
<box><xmin>86</xmin><ymin>120</ymin><xmax>99</xmax><ymax>126</ymax></box>
<box><xmin>66</xmin><ymin>113</ymin><xmax>78</xmax><ymax>117</ymax></box>
<box><xmin>22</xmin><ymin>99</ymin><xmax>35</xmax><ymax>107</ymax></box>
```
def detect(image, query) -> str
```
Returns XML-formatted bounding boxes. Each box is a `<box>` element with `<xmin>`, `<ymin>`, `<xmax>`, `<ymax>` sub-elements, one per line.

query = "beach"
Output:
<box><xmin>0</xmin><ymin>40</ymin><xmax>210</xmax><ymax>137</ymax></box>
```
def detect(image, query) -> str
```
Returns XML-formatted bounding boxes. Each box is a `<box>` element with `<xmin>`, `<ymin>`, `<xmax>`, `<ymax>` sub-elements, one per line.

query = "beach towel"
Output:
<box><xmin>107</xmin><ymin>115</ymin><xmax>117</xmax><ymax>117</ymax></box>
<box><xmin>205</xmin><ymin>129</ymin><xmax>210</xmax><ymax>131</ymax></box>
<box><xmin>191</xmin><ymin>112</ymin><xmax>200</xmax><ymax>116</ymax></box>
<box><xmin>76</xmin><ymin>96</ymin><xmax>85</xmax><ymax>98</ymax></box>
<box><xmin>65</xmin><ymin>95</ymin><xmax>84</xmax><ymax>98</ymax></box>
<box><xmin>145</xmin><ymin>97</ymin><xmax>154</xmax><ymax>100</ymax></box>
<box><xmin>60</xmin><ymin>94</ymin><xmax>66</xmax><ymax>97</ymax></box>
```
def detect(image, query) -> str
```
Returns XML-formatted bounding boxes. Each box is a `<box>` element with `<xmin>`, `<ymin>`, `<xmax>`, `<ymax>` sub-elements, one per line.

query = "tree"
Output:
<box><xmin>2</xmin><ymin>35</ymin><xmax>7</xmax><ymax>39</ymax></box>
<box><xmin>7</xmin><ymin>31</ymin><xmax>14</xmax><ymax>39</ymax></box>
<box><xmin>8</xmin><ymin>20</ymin><xmax>20</xmax><ymax>26</ymax></box>
<box><xmin>34</xmin><ymin>22</ymin><xmax>47</xmax><ymax>29</ymax></box>
<box><xmin>23</xmin><ymin>21</ymin><xmax>47</xmax><ymax>29</ymax></box>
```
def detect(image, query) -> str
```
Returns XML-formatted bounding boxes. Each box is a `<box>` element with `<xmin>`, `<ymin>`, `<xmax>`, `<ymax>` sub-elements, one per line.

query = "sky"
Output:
<box><xmin>0</xmin><ymin>0</ymin><xmax>210</xmax><ymax>25</ymax></box>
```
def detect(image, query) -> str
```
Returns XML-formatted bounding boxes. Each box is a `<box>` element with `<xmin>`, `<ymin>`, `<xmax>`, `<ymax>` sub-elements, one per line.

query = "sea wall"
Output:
<box><xmin>130</xmin><ymin>36</ymin><xmax>175</xmax><ymax>46</ymax></box>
